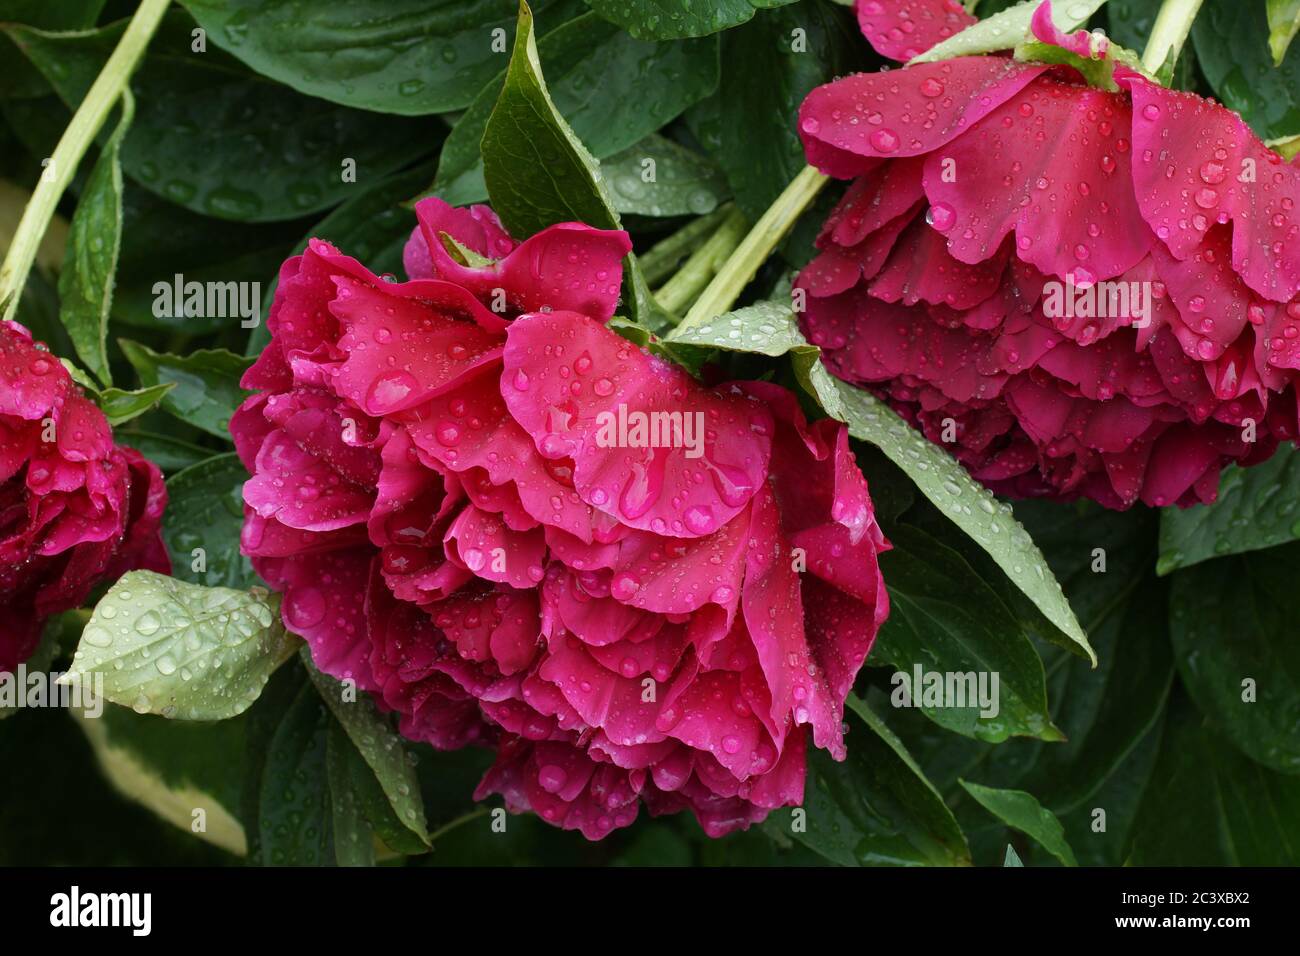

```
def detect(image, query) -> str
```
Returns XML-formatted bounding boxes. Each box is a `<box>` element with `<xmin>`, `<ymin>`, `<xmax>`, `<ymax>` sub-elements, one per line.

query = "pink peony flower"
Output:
<box><xmin>795</xmin><ymin>0</ymin><xmax>1300</xmax><ymax>508</ymax></box>
<box><xmin>233</xmin><ymin>197</ymin><xmax>891</xmax><ymax>839</ymax></box>
<box><xmin>0</xmin><ymin>321</ymin><xmax>169</xmax><ymax>671</ymax></box>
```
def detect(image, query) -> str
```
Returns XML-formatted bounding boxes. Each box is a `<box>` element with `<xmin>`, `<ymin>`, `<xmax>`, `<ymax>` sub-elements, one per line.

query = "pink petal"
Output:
<box><xmin>443</xmin><ymin>502</ymin><xmax>547</xmax><ymax>589</ymax></box>
<box><xmin>1122</xmin><ymin>72</ymin><xmax>1300</xmax><ymax>303</ymax></box>
<box><xmin>923</xmin><ymin>76</ymin><xmax>1151</xmax><ymax>283</ymax></box>
<box><xmin>800</xmin><ymin>58</ymin><xmax>1046</xmax><ymax>179</ymax></box>
<box><xmin>409</xmin><ymin>197</ymin><xmax>631</xmax><ymax>321</ymax></box>
<box><xmin>258</xmin><ymin>548</ymin><xmax>377</xmax><ymax>690</ymax></box>
<box><xmin>856</xmin><ymin>0</ymin><xmax>977</xmax><ymax>62</ymax></box>
<box><xmin>502</xmin><ymin>311</ymin><xmax>772</xmax><ymax>538</ymax></box>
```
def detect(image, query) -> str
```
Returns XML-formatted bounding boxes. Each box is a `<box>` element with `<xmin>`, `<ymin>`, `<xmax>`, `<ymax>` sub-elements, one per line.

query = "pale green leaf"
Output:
<box><xmin>67</xmin><ymin>570</ymin><xmax>296</xmax><ymax>720</ymax></box>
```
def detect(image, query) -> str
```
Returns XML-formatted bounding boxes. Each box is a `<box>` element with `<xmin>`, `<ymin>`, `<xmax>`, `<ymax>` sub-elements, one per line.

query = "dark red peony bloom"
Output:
<box><xmin>0</xmin><ymin>321</ymin><xmax>169</xmax><ymax>670</ymax></box>
<box><xmin>233</xmin><ymin>197</ymin><xmax>891</xmax><ymax>838</ymax></box>
<box><xmin>794</xmin><ymin>0</ymin><xmax>1300</xmax><ymax>508</ymax></box>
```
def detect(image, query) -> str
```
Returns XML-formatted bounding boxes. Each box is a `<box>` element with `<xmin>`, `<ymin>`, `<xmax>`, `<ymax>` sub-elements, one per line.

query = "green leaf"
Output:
<box><xmin>1001</xmin><ymin>504</ymin><xmax>1172</xmax><ymax>851</ymax></box>
<box><xmin>328</xmin><ymin>721</ymin><xmax>430</xmax><ymax>857</ymax></box>
<box><xmin>475</xmin><ymin>4</ymin><xmax>711</xmax><ymax>337</ymax></box>
<box><xmin>179</xmin><ymin>0</ymin><xmax>582</xmax><ymax>115</ymax></box>
<box><xmin>772</xmin><ymin>694</ymin><xmax>971</xmax><ymax>866</ymax></box>
<box><xmin>259</xmin><ymin>681</ymin><xmax>332</xmax><ymax>865</ymax></box>
<box><xmin>1193</xmin><ymin>0</ymin><xmax>1300</xmax><ymax>140</ymax></box>
<box><xmin>116</xmin><ymin>429</ymin><xmax>214</xmax><ymax>472</ymax></box>
<box><xmin>890</xmin><ymin>503</ymin><xmax>1172</xmax><ymax>866</ymax></box>
<box><xmin>667</xmin><ymin>302</ymin><xmax>1094</xmax><ymax>664</ymax></box>
<box><xmin>1003</xmin><ymin>844</ymin><xmax>1024</xmax><ymax>866</ymax></box>
<box><xmin>819</xmin><ymin>378</ymin><xmax>1092</xmax><ymax>662</ymax></box>
<box><xmin>303</xmin><ymin>652</ymin><xmax>430</xmax><ymax>845</ymax></box>
<box><xmin>1169</xmin><ymin>544</ymin><xmax>1300</xmax><ymax>773</ymax></box>
<box><xmin>8</xmin><ymin>13</ymin><xmax>433</xmax><ymax>221</ymax></box>
<box><xmin>119</xmin><ymin>339</ymin><xmax>251</xmax><ymax>439</ymax></box>
<box><xmin>0</xmin><ymin>0</ymin><xmax>103</xmax><ymax>99</ymax></box>
<box><xmin>67</xmin><ymin>570</ymin><xmax>296</xmax><ymax>720</ymax></box>
<box><xmin>481</xmin><ymin>2</ymin><xmax>620</xmax><ymax>237</ymax></box>
<box><xmin>115</xmin><ymin>184</ymin><xmax>300</xmax><ymax>336</ymax></box>
<box><xmin>1157</xmin><ymin>446</ymin><xmax>1300</xmax><ymax>575</ymax></box>
<box><xmin>326</xmin><ymin>722</ymin><xmax>376</xmax><ymax>867</ymax></box>
<box><xmin>876</xmin><ymin>525</ymin><xmax>1062</xmax><ymax>743</ymax></box>
<box><xmin>686</xmin><ymin>2</ymin><xmax>855</xmax><ymax>219</ymax></box>
<box><xmin>94</xmin><ymin>383</ymin><xmax>174</xmax><ymax>427</ymax></box>
<box><xmin>959</xmin><ymin>780</ymin><xmax>1078</xmax><ymax>866</ymax></box>
<box><xmin>1128</xmin><ymin>692</ymin><xmax>1300</xmax><ymax>865</ymax></box>
<box><xmin>1268</xmin><ymin>0</ymin><xmax>1300</xmax><ymax>65</ymax></box>
<box><xmin>431</xmin><ymin>12</ymin><xmax>719</xmax><ymax>208</ymax></box>
<box><xmin>911</xmin><ymin>0</ymin><xmax>1109</xmax><ymax>63</ymax></box>
<box><xmin>584</xmin><ymin>0</ymin><xmax>797</xmax><ymax>39</ymax></box>
<box><xmin>164</xmin><ymin>453</ymin><xmax>256</xmax><ymax>590</ymax></box>
<box><xmin>602</xmin><ymin>134</ymin><xmax>729</xmax><ymax>217</ymax></box>
<box><xmin>57</xmin><ymin>91</ymin><xmax>132</xmax><ymax>386</ymax></box>
<box><xmin>624</xmin><ymin>253</ymin><xmax>680</xmax><ymax>333</ymax></box>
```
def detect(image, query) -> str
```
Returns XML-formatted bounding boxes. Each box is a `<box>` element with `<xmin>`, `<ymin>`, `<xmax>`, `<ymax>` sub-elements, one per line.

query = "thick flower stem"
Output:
<box><xmin>653</xmin><ymin>206</ymin><xmax>748</xmax><ymax>314</ymax></box>
<box><xmin>0</xmin><ymin>0</ymin><xmax>171</xmax><ymax>323</ymax></box>
<box><xmin>1140</xmin><ymin>0</ymin><xmax>1205</xmax><ymax>79</ymax></box>
<box><xmin>678</xmin><ymin>164</ymin><xmax>828</xmax><ymax>332</ymax></box>
<box><xmin>638</xmin><ymin>204</ymin><xmax>734</xmax><ymax>287</ymax></box>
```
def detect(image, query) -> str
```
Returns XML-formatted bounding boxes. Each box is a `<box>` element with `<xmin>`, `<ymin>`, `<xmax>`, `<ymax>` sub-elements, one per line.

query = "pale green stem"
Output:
<box><xmin>679</xmin><ymin>164</ymin><xmax>828</xmax><ymax>331</ymax></box>
<box><xmin>654</xmin><ymin>206</ymin><xmax>748</xmax><ymax>314</ymax></box>
<box><xmin>0</xmin><ymin>0</ymin><xmax>171</xmax><ymax>322</ymax></box>
<box><xmin>638</xmin><ymin>203</ymin><xmax>734</xmax><ymax>286</ymax></box>
<box><xmin>1140</xmin><ymin>0</ymin><xmax>1205</xmax><ymax>77</ymax></box>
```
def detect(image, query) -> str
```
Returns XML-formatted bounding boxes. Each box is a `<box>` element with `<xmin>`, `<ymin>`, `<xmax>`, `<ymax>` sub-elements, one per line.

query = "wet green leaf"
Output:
<box><xmin>774</xmin><ymin>694</ymin><xmax>971</xmax><ymax>866</ymax></box>
<box><xmin>304</xmin><ymin>652</ymin><xmax>430</xmax><ymax>845</ymax></box>
<box><xmin>1194</xmin><ymin>0</ymin><xmax>1300</xmax><ymax>139</ymax></box>
<box><xmin>431</xmin><ymin>12</ymin><xmax>718</xmax><ymax>207</ymax></box>
<box><xmin>58</xmin><ymin>92</ymin><xmax>132</xmax><ymax>385</ymax></box>
<box><xmin>1169</xmin><ymin>545</ymin><xmax>1300</xmax><ymax>773</ymax></box>
<box><xmin>68</xmin><ymin>571</ymin><xmax>297</xmax><ymax>721</ymax></box>
<box><xmin>163</xmin><ymin>453</ymin><xmax>256</xmax><ymax>590</ymax></box>
<box><xmin>601</xmin><ymin>134</ymin><xmax>729</xmax><ymax>217</ymax></box>
<box><xmin>686</xmin><ymin>2</ymin><xmax>855</xmax><ymax>219</ymax></box>
<box><xmin>876</xmin><ymin>525</ymin><xmax>1062</xmax><ymax>743</ymax></box>
<box><xmin>959</xmin><ymin>780</ymin><xmax>1078</xmax><ymax>866</ymax></box>
<box><xmin>119</xmin><ymin>339</ymin><xmax>251</xmax><ymax>439</ymax></box>
<box><xmin>9</xmin><ymin>14</ymin><xmax>433</xmax><ymax>221</ymax></box>
<box><xmin>1158</xmin><ymin>445</ymin><xmax>1300</xmax><ymax>574</ymax></box>
<box><xmin>584</xmin><ymin>0</ymin><xmax>797</xmax><ymax>40</ymax></box>
<box><xmin>258</xmin><ymin>681</ymin><xmax>332</xmax><ymax>865</ymax></box>
<box><xmin>180</xmin><ymin>0</ymin><xmax>582</xmax><ymax>115</ymax></box>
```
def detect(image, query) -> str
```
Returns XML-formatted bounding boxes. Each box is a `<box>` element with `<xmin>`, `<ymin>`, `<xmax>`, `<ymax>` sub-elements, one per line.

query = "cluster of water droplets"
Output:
<box><xmin>73</xmin><ymin>573</ymin><xmax>285</xmax><ymax>720</ymax></box>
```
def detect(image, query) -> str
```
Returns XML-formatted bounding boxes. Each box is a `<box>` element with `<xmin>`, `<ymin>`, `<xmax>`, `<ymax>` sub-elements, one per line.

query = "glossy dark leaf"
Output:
<box><xmin>118</xmin><ymin>339</ymin><xmax>251</xmax><ymax>439</ymax></box>
<box><xmin>431</xmin><ymin>13</ymin><xmax>718</xmax><ymax>206</ymax></box>
<box><xmin>9</xmin><ymin>14</ymin><xmax>434</xmax><ymax>221</ymax></box>
<box><xmin>163</xmin><ymin>453</ymin><xmax>256</xmax><ymax>590</ymax></box>
<box><xmin>180</xmin><ymin>0</ymin><xmax>583</xmax><ymax>115</ymax></box>
<box><xmin>1169</xmin><ymin>545</ymin><xmax>1300</xmax><ymax>773</ymax></box>
<box><xmin>1158</xmin><ymin>446</ymin><xmax>1300</xmax><ymax>574</ymax></box>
